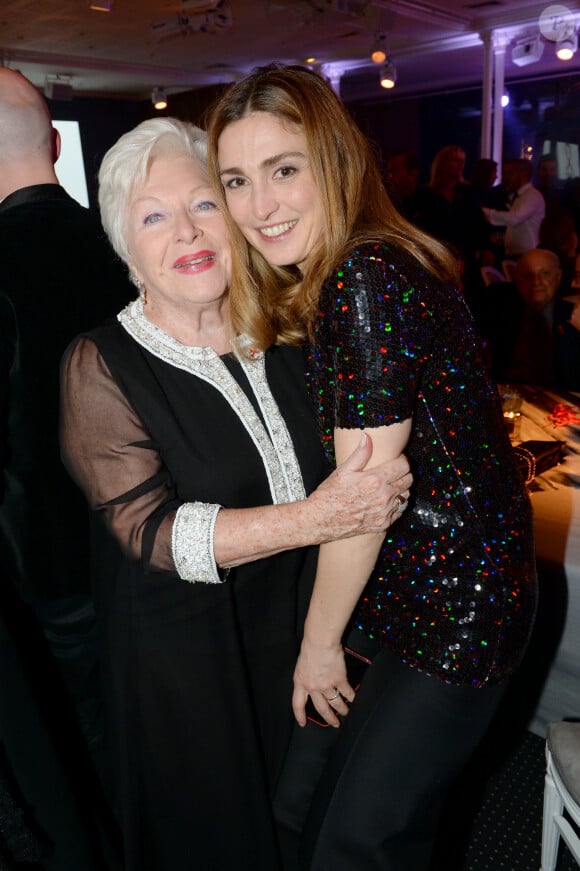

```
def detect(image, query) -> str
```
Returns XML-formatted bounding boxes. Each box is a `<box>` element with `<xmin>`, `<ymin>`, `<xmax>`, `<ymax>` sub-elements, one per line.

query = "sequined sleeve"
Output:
<box><xmin>60</xmin><ymin>337</ymin><xmax>224</xmax><ymax>583</ymax></box>
<box><xmin>311</xmin><ymin>249</ymin><xmax>422</xmax><ymax>436</ymax></box>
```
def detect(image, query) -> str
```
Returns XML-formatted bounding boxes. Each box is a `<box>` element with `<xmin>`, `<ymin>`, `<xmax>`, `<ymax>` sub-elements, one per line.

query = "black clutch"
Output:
<box><xmin>305</xmin><ymin>646</ymin><xmax>372</xmax><ymax>727</ymax></box>
<box><xmin>513</xmin><ymin>439</ymin><xmax>567</xmax><ymax>484</ymax></box>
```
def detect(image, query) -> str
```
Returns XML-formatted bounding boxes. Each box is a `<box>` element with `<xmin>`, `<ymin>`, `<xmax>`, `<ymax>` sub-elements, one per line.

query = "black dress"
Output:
<box><xmin>60</xmin><ymin>300</ymin><xmax>327</xmax><ymax>871</ymax></box>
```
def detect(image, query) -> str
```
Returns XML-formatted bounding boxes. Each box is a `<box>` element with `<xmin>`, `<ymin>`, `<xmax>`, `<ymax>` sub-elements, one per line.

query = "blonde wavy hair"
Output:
<box><xmin>428</xmin><ymin>144</ymin><xmax>466</xmax><ymax>191</ymax></box>
<box><xmin>207</xmin><ymin>64</ymin><xmax>458</xmax><ymax>350</ymax></box>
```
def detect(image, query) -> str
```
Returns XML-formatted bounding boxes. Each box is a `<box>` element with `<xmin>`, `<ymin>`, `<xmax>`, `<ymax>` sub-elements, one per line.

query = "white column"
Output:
<box><xmin>480</xmin><ymin>31</ymin><xmax>493</xmax><ymax>158</ymax></box>
<box><xmin>320</xmin><ymin>63</ymin><xmax>344</xmax><ymax>97</ymax></box>
<box><xmin>492</xmin><ymin>34</ymin><xmax>508</xmax><ymax>172</ymax></box>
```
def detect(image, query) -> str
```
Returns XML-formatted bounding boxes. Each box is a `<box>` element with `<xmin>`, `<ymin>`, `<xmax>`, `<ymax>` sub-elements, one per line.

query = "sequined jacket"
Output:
<box><xmin>306</xmin><ymin>242</ymin><xmax>538</xmax><ymax>687</ymax></box>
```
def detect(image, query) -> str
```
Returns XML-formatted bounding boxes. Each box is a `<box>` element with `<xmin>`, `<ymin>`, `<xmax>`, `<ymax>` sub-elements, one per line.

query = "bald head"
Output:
<box><xmin>0</xmin><ymin>69</ymin><xmax>60</xmax><ymax>198</ymax></box>
<box><xmin>515</xmin><ymin>248</ymin><xmax>562</xmax><ymax>311</ymax></box>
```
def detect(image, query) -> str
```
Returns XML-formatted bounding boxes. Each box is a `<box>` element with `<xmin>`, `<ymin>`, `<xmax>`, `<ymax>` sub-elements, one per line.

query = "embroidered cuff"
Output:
<box><xmin>172</xmin><ymin>502</ymin><xmax>224</xmax><ymax>584</ymax></box>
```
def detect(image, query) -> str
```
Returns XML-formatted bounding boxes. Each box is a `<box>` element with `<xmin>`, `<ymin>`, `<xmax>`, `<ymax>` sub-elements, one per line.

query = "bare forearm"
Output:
<box><xmin>483</xmin><ymin>204</ymin><xmax>535</xmax><ymax>227</ymax></box>
<box><xmin>291</xmin><ymin>531</ymin><xmax>386</xmax><ymax>727</ymax></box>
<box><xmin>214</xmin><ymin>499</ymin><xmax>325</xmax><ymax>567</ymax></box>
<box><xmin>300</xmin><ymin>422</ymin><xmax>411</xmax><ymax>644</ymax></box>
<box><xmin>215</xmin><ymin>484</ymin><xmax>395</xmax><ymax>567</ymax></box>
<box><xmin>302</xmin><ymin>533</ymin><xmax>385</xmax><ymax>646</ymax></box>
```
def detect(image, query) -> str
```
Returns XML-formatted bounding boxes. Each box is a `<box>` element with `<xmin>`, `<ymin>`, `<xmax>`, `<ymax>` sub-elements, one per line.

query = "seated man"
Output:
<box><xmin>482</xmin><ymin>248</ymin><xmax>580</xmax><ymax>391</ymax></box>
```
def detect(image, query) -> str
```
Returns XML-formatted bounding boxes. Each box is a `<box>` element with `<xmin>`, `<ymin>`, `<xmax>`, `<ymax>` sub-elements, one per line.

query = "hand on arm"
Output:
<box><xmin>61</xmin><ymin>339</ymin><xmax>412</xmax><ymax>579</ymax></box>
<box><xmin>292</xmin><ymin>419</ymin><xmax>412</xmax><ymax>727</ymax></box>
<box><xmin>214</xmin><ymin>432</ymin><xmax>412</xmax><ymax>566</ymax></box>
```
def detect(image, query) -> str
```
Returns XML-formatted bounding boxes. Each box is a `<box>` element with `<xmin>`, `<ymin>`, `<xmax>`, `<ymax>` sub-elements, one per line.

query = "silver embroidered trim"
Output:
<box><xmin>118</xmin><ymin>300</ymin><xmax>305</xmax><ymax>505</ymax></box>
<box><xmin>236</xmin><ymin>340</ymin><xmax>306</xmax><ymax>503</ymax></box>
<box><xmin>173</xmin><ymin>502</ymin><xmax>223</xmax><ymax>584</ymax></box>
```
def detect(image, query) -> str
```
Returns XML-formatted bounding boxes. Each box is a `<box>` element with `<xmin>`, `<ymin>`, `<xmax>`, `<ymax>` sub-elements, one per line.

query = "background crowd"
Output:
<box><xmin>386</xmin><ymin>144</ymin><xmax>580</xmax><ymax>391</ymax></box>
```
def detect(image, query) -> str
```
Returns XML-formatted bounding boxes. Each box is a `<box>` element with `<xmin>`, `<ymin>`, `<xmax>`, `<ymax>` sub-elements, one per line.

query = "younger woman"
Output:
<box><xmin>208</xmin><ymin>65</ymin><xmax>538</xmax><ymax>870</ymax></box>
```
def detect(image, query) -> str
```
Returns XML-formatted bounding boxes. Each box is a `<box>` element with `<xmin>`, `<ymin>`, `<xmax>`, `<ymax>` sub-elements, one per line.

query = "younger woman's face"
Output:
<box><xmin>217</xmin><ymin>111</ymin><xmax>325</xmax><ymax>269</ymax></box>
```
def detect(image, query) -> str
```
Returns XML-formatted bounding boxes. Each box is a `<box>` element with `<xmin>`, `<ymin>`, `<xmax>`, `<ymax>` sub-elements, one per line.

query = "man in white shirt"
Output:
<box><xmin>482</xmin><ymin>158</ymin><xmax>545</xmax><ymax>257</ymax></box>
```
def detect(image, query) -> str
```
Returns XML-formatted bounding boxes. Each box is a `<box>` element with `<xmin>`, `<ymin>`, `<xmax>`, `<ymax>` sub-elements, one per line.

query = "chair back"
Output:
<box><xmin>502</xmin><ymin>260</ymin><xmax>518</xmax><ymax>282</ymax></box>
<box><xmin>481</xmin><ymin>266</ymin><xmax>507</xmax><ymax>287</ymax></box>
<box><xmin>541</xmin><ymin>721</ymin><xmax>580</xmax><ymax>870</ymax></box>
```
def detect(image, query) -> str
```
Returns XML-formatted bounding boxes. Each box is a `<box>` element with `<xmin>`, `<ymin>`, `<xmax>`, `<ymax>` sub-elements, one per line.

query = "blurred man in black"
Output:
<box><xmin>0</xmin><ymin>68</ymin><xmax>131</xmax><ymax>869</ymax></box>
<box><xmin>385</xmin><ymin>149</ymin><xmax>420</xmax><ymax>219</ymax></box>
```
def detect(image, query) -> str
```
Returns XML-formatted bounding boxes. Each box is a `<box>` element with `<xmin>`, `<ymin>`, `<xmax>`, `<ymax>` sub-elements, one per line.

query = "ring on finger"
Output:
<box><xmin>325</xmin><ymin>688</ymin><xmax>340</xmax><ymax>702</ymax></box>
<box><xmin>394</xmin><ymin>493</ymin><xmax>408</xmax><ymax>512</ymax></box>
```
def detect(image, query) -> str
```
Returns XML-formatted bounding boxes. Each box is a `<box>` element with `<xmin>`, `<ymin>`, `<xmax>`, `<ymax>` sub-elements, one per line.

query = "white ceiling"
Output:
<box><xmin>1</xmin><ymin>0</ymin><xmax>579</xmax><ymax>101</ymax></box>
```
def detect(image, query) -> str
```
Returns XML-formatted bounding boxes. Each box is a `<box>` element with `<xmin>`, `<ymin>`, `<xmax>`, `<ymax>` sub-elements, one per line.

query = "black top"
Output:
<box><xmin>406</xmin><ymin>182</ymin><xmax>490</xmax><ymax>264</ymax></box>
<box><xmin>0</xmin><ymin>184</ymin><xmax>132</xmax><ymax>604</ymax></box>
<box><xmin>60</xmin><ymin>304</ymin><xmax>328</xmax><ymax>871</ymax></box>
<box><xmin>307</xmin><ymin>242</ymin><xmax>538</xmax><ymax>688</ymax></box>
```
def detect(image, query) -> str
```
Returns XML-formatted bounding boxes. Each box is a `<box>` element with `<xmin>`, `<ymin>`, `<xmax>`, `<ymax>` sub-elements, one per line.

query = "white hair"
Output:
<box><xmin>98</xmin><ymin>117</ymin><xmax>208</xmax><ymax>264</ymax></box>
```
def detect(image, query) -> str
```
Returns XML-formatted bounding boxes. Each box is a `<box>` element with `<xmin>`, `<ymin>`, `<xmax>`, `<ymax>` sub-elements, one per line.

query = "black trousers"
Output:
<box><xmin>274</xmin><ymin>643</ymin><xmax>504</xmax><ymax>871</ymax></box>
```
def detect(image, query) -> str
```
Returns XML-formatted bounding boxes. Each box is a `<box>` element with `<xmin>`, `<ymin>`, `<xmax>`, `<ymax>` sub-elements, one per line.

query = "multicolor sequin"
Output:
<box><xmin>306</xmin><ymin>243</ymin><xmax>538</xmax><ymax>688</ymax></box>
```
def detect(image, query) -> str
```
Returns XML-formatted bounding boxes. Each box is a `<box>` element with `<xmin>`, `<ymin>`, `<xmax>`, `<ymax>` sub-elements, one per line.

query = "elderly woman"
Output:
<box><xmin>59</xmin><ymin>118</ymin><xmax>411</xmax><ymax>871</ymax></box>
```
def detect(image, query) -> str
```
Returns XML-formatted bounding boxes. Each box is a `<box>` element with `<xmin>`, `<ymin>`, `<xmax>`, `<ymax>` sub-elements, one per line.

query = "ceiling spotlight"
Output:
<box><xmin>152</xmin><ymin>87</ymin><xmax>168</xmax><ymax>110</ymax></box>
<box><xmin>370</xmin><ymin>33</ymin><xmax>387</xmax><ymax>64</ymax></box>
<box><xmin>501</xmin><ymin>94</ymin><xmax>509</xmax><ymax>108</ymax></box>
<box><xmin>379</xmin><ymin>60</ymin><xmax>397</xmax><ymax>89</ymax></box>
<box><xmin>556</xmin><ymin>31</ymin><xmax>578</xmax><ymax>60</ymax></box>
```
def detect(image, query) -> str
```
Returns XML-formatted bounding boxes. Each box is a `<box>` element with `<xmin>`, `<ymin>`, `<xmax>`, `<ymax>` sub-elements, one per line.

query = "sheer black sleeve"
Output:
<box><xmin>60</xmin><ymin>337</ymin><xmax>223</xmax><ymax>581</ymax></box>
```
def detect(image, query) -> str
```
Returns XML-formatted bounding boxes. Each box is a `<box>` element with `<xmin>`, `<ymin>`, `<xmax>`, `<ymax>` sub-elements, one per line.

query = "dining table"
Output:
<box><xmin>501</xmin><ymin>384</ymin><xmax>580</xmax><ymax>738</ymax></box>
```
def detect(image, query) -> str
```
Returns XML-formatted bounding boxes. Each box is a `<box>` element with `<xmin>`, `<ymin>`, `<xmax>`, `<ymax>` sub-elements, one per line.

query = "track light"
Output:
<box><xmin>152</xmin><ymin>87</ymin><xmax>168</xmax><ymax>110</ymax></box>
<box><xmin>556</xmin><ymin>31</ymin><xmax>578</xmax><ymax>60</ymax></box>
<box><xmin>379</xmin><ymin>60</ymin><xmax>397</xmax><ymax>90</ymax></box>
<box><xmin>45</xmin><ymin>75</ymin><xmax>73</xmax><ymax>101</ymax></box>
<box><xmin>511</xmin><ymin>34</ymin><xmax>545</xmax><ymax>67</ymax></box>
<box><xmin>370</xmin><ymin>33</ymin><xmax>387</xmax><ymax>64</ymax></box>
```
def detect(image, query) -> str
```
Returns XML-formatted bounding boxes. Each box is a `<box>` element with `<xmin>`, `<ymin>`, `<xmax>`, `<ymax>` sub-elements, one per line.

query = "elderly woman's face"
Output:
<box><xmin>126</xmin><ymin>152</ymin><xmax>231</xmax><ymax>310</ymax></box>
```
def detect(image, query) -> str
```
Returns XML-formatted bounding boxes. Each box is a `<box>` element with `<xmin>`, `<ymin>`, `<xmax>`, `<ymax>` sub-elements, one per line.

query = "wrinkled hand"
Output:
<box><xmin>308</xmin><ymin>433</ymin><xmax>412</xmax><ymax>543</ymax></box>
<box><xmin>292</xmin><ymin>638</ymin><xmax>355</xmax><ymax>728</ymax></box>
